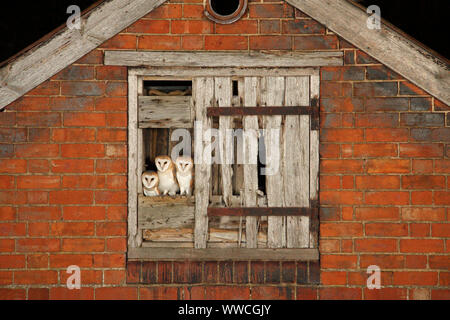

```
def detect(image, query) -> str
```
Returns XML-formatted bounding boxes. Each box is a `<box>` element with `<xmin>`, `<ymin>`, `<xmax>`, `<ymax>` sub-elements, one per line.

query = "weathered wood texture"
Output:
<box><xmin>287</xmin><ymin>0</ymin><xmax>450</xmax><ymax>105</ymax></box>
<box><xmin>105</xmin><ymin>51</ymin><xmax>343</xmax><ymax>68</ymax></box>
<box><xmin>0</xmin><ymin>0</ymin><xmax>167</xmax><ymax>109</ymax></box>
<box><xmin>138</xmin><ymin>96</ymin><xmax>192</xmax><ymax>128</ymax></box>
<box><xmin>129</xmin><ymin>247</ymin><xmax>319</xmax><ymax>261</ymax></box>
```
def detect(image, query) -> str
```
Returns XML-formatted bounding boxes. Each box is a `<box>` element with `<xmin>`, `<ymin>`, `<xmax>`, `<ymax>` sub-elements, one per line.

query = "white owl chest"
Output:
<box><xmin>176</xmin><ymin>172</ymin><xmax>192</xmax><ymax>188</ymax></box>
<box><xmin>158</xmin><ymin>171</ymin><xmax>178</xmax><ymax>191</ymax></box>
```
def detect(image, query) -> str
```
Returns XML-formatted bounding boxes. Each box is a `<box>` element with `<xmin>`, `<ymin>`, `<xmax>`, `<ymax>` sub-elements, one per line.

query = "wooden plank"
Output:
<box><xmin>309</xmin><ymin>74</ymin><xmax>320</xmax><ymax>248</ymax></box>
<box><xmin>233</xmin><ymin>79</ymin><xmax>245</xmax><ymax>197</ymax></box>
<box><xmin>138</xmin><ymin>194</ymin><xmax>194</xmax><ymax>206</ymax></box>
<box><xmin>193</xmin><ymin>77</ymin><xmax>213</xmax><ymax>248</ymax></box>
<box><xmin>127</xmin><ymin>74</ymin><xmax>141</xmax><ymax>249</ymax></box>
<box><xmin>243</xmin><ymin>77</ymin><xmax>259</xmax><ymax>248</ymax></box>
<box><xmin>216</xmin><ymin>77</ymin><xmax>233</xmax><ymax>207</ymax></box>
<box><xmin>263</xmin><ymin>77</ymin><xmax>286</xmax><ymax>248</ymax></box>
<box><xmin>105</xmin><ymin>51</ymin><xmax>344</xmax><ymax>68</ymax></box>
<box><xmin>286</xmin><ymin>0</ymin><xmax>450</xmax><ymax>105</ymax></box>
<box><xmin>131</xmin><ymin>67</ymin><xmax>320</xmax><ymax>78</ymax></box>
<box><xmin>285</xmin><ymin>76</ymin><xmax>311</xmax><ymax>248</ymax></box>
<box><xmin>138</xmin><ymin>205</ymin><xmax>194</xmax><ymax>229</ymax></box>
<box><xmin>138</xmin><ymin>96</ymin><xmax>192</xmax><ymax>128</ymax></box>
<box><xmin>208</xmin><ymin>207</ymin><xmax>318</xmax><ymax>217</ymax></box>
<box><xmin>128</xmin><ymin>247</ymin><xmax>319</xmax><ymax>261</ymax></box>
<box><xmin>137</xmin><ymin>79</ymin><xmax>145</xmax><ymax>195</ymax></box>
<box><xmin>207</xmin><ymin>106</ymin><xmax>314</xmax><ymax>116</ymax></box>
<box><xmin>0</xmin><ymin>0</ymin><xmax>168</xmax><ymax>110</ymax></box>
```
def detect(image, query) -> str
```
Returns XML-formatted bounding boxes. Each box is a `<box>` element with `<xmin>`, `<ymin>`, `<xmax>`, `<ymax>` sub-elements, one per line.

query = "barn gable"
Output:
<box><xmin>0</xmin><ymin>0</ymin><xmax>448</xmax><ymax>110</ymax></box>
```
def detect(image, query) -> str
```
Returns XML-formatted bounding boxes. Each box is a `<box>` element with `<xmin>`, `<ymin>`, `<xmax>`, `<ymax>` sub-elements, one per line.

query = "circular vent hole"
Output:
<box><xmin>210</xmin><ymin>0</ymin><xmax>240</xmax><ymax>16</ymax></box>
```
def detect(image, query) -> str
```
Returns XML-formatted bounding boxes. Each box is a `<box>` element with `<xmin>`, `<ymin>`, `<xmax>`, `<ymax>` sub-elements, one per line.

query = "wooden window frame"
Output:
<box><xmin>128</xmin><ymin>67</ymin><xmax>321</xmax><ymax>261</ymax></box>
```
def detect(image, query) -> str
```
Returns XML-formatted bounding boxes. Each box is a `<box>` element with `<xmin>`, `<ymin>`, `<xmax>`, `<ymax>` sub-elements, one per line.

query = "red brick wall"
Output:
<box><xmin>0</xmin><ymin>0</ymin><xmax>448</xmax><ymax>300</ymax></box>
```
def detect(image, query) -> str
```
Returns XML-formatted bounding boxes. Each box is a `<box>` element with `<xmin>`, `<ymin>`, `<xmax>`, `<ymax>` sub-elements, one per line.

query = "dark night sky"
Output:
<box><xmin>0</xmin><ymin>0</ymin><xmax>448</xmax><ymax>64</ymax></box>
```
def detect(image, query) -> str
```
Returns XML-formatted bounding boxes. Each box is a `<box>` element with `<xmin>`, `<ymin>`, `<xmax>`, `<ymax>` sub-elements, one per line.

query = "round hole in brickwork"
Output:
<box><xmin>205</xmin><ymin>0</ymin><xmax>248</xmax><ymax>24</ymax></box>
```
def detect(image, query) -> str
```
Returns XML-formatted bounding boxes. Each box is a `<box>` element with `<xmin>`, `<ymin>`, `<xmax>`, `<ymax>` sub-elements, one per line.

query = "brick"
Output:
<box><xmin>218</xmin><ymin>261</ymin><xmax>233</xmax><ymax>283</ymax></box>
<box><xmin>28</xmin><ymin>81</ymin><xmax>60</xmax><ymax>96</ymax></box>
<box><xmin>0</xmin><ymin>223</ymin><xmax>26</xmax><ymax>236</ymax></box>
<box><xmin>400</xmin><ymin>239</ymin><xmax>444</xmax><ymax>253</ymax></box>
<box><xmin>106</xmin><ymin>113</ymin><xmax>127</xmax><ymax>127</ymax></box>
<box><xmin>344</xmin><ymin>50</ymin><xmax>355</xmax><ymax>65</ymax></box>
<box><xmin>96</xmin><ymin>160</ymin><xmax>127</xmax><ymax>174</ymax></box>
<box><xmin>0</xmin><ymin>144</ymin><xmax>14</xmax><ymax>157</ymax></box>
<box><xmin>204</xmin><ymin>261</ymin><xmax>218</xmax><ymax>283</ymax></box>
<box><xmin>250</xmin><ymin>35</ymin><xmax>291</xmax><ymax>50</ymax></box>
<box><xmin>294</xmin><ymin>35</ymin><xmax>338</xmax><ymax>50</ymax></box>
<box><xmin>367</xmin><ymin>159</ymin><xmax>410</xmax><ymax>173</ymax></box>
<box><xmin>54</xmin><ymin>66</ymin><xmax>94</xmax><ymax>80</ymax></box>
<box><xmin>15</xmin><ymin>144</ymin><xmax>59</xmax><ymax>158</ymax></box>
<box><xmin>105</xmin><ymin>82</ymin><xmax>127</xmax><ymax>97</ymax></box>
<box><xmin>356</xmin><ymin>113</ymin><xmax>399</xmax><ymax>127</ymax></box>
<box><xmin>320</xmin><ymin>207</ymin><xmax>339</xmax><ymax>221</ymax></box>
<box><xmin>63</xmin><ymin>112</ymin><xmax>106</xmax><ymax>127</ymax></box>
<box><xmin>365</xmin><ymin>98</ymin><xmax>409</xmax><ymax>111</ymax></box>
<box><xmin>95</xmin><ymin>287</ymin><xmax>138</xmax><ymax>300</ymax></box>
<box><xmin>399</xmin><ymin>82</ymin><xmax>428</xmax><ymax>95</ymax></box>
<box><xmin>50</xmin><ymin>254</ymin><xmax>93</xmax><ymax>268</ymax></box>
<box><xmin>320</xmin><ymin>191</ymin><xmax>363</xmax><ymax>205</ymax></box>
<box><xmin>0</xmin><ymin>128</ymin><xmax>27</xmax><ymax>142</ymax></box>
<box><xmin>0</xmin><ymin>176</ymin><xmax>14</xmax><ymax>189</ymax></box>
<box><xmin>51</xmin><ymin>159</ymin><xmax>94</xmax><ymax>173</ymax></box>
<box><xmin>52</xmin><ymin>128</ymin><xmax>95</xmax><ymax>142</ymax></box>
<box><xmin>174</xmin><ymin>262</ymin><xmax>202</xmax><ymax>284</ymax></box>
<box><xmin>158</xmin><ymin>261</ymin><xmax>172</xmax><ymax>284</ymax></box>
<box><xmin>366</xmin><ymin>128</ymin><xmax>409</xmax><ymax>142</ymax></box>
<box><xmin>405</xmin><ymin>255</ymin><xmax>427</xmax><ymax>269</ymax></box>
<box><xmin>97</xmin><ymin>129</ymin><xmax>127</xmax><ymax>142</ymax></box>
<box><xmin>356</xmin><ymin>176</ymin><xmax>400</xmax><ymax>189</ymax></box>
<box><xmin>355</xmin><ymin>239</ymin><xmax>397</xmax><ymax>252</ymax></box>
<box><xmin>429</xmin><ymin>256</ymin><xmax>450</xmax><ymax>269</ymax></box>
<box><xmin>28</xmin><ymin>128</ymin><xmax>50</xmax><ymax>142</ymax></box>
<box><xmin>0</xmin><ymin>239</ymin><xmax>14</xmax><ymax>252</ymax></box>
<box><xmin>322</xmin><ymin>129</ymin><xmax>363</xmax><ymax>142</ymax></box>
<box><xmin>250</xmin><ymin>261</ymin><xmax>264</xmax><ymax>284</ymax></box>
<box><xmin>127</xmin><ymin>20</ymin><xmax>170</xmax><ymax>33</ymax></box>
<box><xmin>260</xmin><ymin>20</ymin><xmax>280</xmax><ymax>34</ymax></box>
<box><xmin>320</xmin><ymin>239</ymin><xmax>340</xmax><ymax>253</ymax></box>
<box><xmin>183</xmin><ymin>4</ymin><xmax>203</xmax><ymax>18</ymax></box>
<box><xmin>18</xmin><ymin>206</ymin><xmax>61</xmax><ymax>220</ymax></box>
<box><xmin>62</xmin><ymin>238</ymin><xmax>104</xmax><ymax>252</ymax></box>
<box><xmin>399</xmin><ymin>144</ymin><xmax>443</xmax><ymax>157</ymax></box>
<box><xmin>297</xmin><ymin>287</ymin><xmax>318</xmax><ymax>300</ymax></box>
<box><xmin>205</xmin><ymin>36</ymin><xmax>248</xmax><ymax>50</ymax></box>
<box><xmin>393</xmin><ymin>272</ymin><xmax>438</xmax><ymax>285</ymax></box>
<box><xmin>320</xmin><ymin>176</ymin><xmax>340</xmax><ymax>190</ymax></box>
<box><xmin>356</xmin><ymin>51</ymin><xmax>378</xmax><ymax>64</ymax></box>
<box><xmin>16</xmin><ymin>238</ymin><xmax>59</xmax><ymax>252</ymax></box>
<box><xmin>144</xmin><ymin>3</ymin><xmax>182</xmax><ymax>19</ymax></box>
<box><xmin>96</xmin><ymin>66</ymin><xmax>127</xmax><ymax>80</ymax></box>
<box><xmin>28</xmin><ymin>288</ymin><xmax>50</xmax><ymax>300</ymax></box>
<box><xmin>354</xmin><ymin>82</ymin><xmax>398</xmax><ymax>97</ymax></box>
<box><xmin>139</xmin><ymin>287</ymin><xmax>179</xmax><ymax>300</ymax></box>
<box><xmin>17</xmin><ymin>176</ymin><xmax>60</xmax><ymax>189</ymax></box>
<box><xmin>365</xmin><ymin>223</ymin><xmax>408</xmax><ymax>236</ymax></box>
<box><xmin>0</xmin><ymin>159</ymin><xmax>27</xmax><ymax>173</ymax></box>
<box><xmin>95</xmin><ymin>191</ymin><xmax>127</xmax><ymax>204</ymax></box>
<box><xmin>61</xmin><ymin>144</ymin><xmax>105</xmax><ymax>158</ymax></box>
<box><xmin>365</xmin><ymin>288</ymin><xmax>407</xmax><ymax>300</ymax></box>
<box><xmin>75</xmin><ymin>50</ymin><xmax>103</xmax><ymax>64</ymax></box>
<box><xmin>252</xmin><ymin>287</ymin><xmax>294</xmax><ymax>300</ymax></box>
<box><xmin>402</xmin><ymin>175</ymin><xmax>445</xmax><ymax>189</ymax></box>
<box><xmin>412</xmin><ymin>159</ymin><xmax>433</xmax><ymax>173</ymax></box>
<box><xmin>400</xmin><ymin>113</ymin><xmax>444</xmax><ymax>127</ymax></box>
<box><xmin>206</xmin><ymin>286</ymin><xmax>250</xmax><ymax>300</ymax></box>
<box><xmin>138</xmin><ymin>35</ymin><xmax>181</xmax><ymax>50</ymax></box>
<box><xmin>281</xmin><ymin>262</ymin><xmax>295</xmax><ymax>283</ymax></box>
<box><xmin>365</xmin><ymin>191</ymin><xmax>409</xmax><ymax>205</ymax></box>
<box><xmin>100</xmin><ymin>34</ymin><xmax>136</xmax><ymax>49</ymax></box>
<box><xmin>435</xmin><ymin>191</ymin><xmax>450</xmax><ymax>205</ymax></box>
<box><xmin>321</xmin><ymin>67</ymin><xmax>365</xmax><ymax>81</ymax></box>
<box><xmin>16</xmin><ymin>112</ymin><xmax>61</xmax><ymax>127</ymax></box>
<box><xmin>50</xmin><ymin>222</ymin><xmax>95</xmax><ymax>236</ymax></box>
<box><xmin>12</xmin><ymin>96</ymin><xmax>50</xmax><ymax>111</ymax></box>
<box><xmin>96</xmin><ymin>222</ymin><xmax>126</xmax><ymax>236</ymax></box>
<box><xmin>50</xmin><ymin>190</ymin><xmax>93</xmax><ymax>205</ymax></box>
<box><xmin>249</xmin><ymin>3</ymin><xmax>284</xmax><ymax>18</ymax></box>
<box><xmin>410</xmin><ymin>97</ymin><xmax>433</xmax><ymax>111</ymax></box>
<box><xmin>95</xmin><ymin>97</ymin><xmax>127</xmax><ymax>111</ymax></box>
<box><xmin>360</xmin><ymin>254</ymin><xmax>404</xmax><ymax>269</ymax></box>
<box><xmin>265</xmin><ymin>261</ymin><xmax>281</xmax><ymax>284</ymax></box>
<box><xmin>50</xmin><ymin>288</ymin><xmax>94</xmax><ymax>300</ymax></box>
<box><xmin>410</xmin><ymin>223</ymin><xmax>430</xmax><ymax>237</ymax></box>
<box><xmin>61</xmin><ymin>81</ymin><xmax>105</xmax><ymax>96</ymax></box>
<box><xmin>321</xmin><ymin>271</ymin><xmax>346</xmax><ymax>285</ymax></box>
<box><xmin>0</xmin><ymin>112</ymin><xmax>15</xmax><ymax>126</ymax></box>
<box><xmin>321</xmin><ymin>255</ymin><xmax>358</xmax><ymax>269</ymax></box>
<box><xmin>321</xmin><ymin>97</ymin><xmax>363</xmax><ymax>112</ymax></box>
<box><xmin>172</xmin><ymin>20</ymin><xmax>213</xmax><ymax>34</ymax></box>
<box><xmin>432</xmin><ymin>223</ymin><xmax>450</xmax><ymax>237</ymax></box>
<box><xmin>320</xmin><ymin>287</ymin><xmax>361</xmax><ymax>300</ymax></box>
<box><xmin>321</xmin><ymin>223</ymin><xmax>363</xmax><ymax>236</ymax></box>
<box><xmin>320</xmin><ymin>144</ymin><xmax>339</xmax><ymax>158</ymax></box>
<box><xmin>432</xmin><ymin>290</ymin><xmax>450</xmax><ymax>300</ymax></box>
<box><xmin>282</xmin><ymin>20</ymin><xmax>325</xmax><ymax>34</ymax></box>
<box><xmin>321</xmin><ymin>160</ymin><xmax>363</xmax><ymax>173</ymax></box>
<box><xmin>366</xmin><ymin>66</ymin><xmax>401</xmax><ymax>80</ymax></box>
<box><xmin>141</xmin><ymin>262</ymin><xmax>156</xmax><ymax>284</ymax></box>
<box><xmin>182</xmin><ymin>35</ymin><xmax>203</xmax><ymax>50</ymax></box>
<box><xmin>0</xmin><ymin>255</ymin><xmax>25</xmax><ymax>268</ymax></box>
<box><xmin>62</xmin><ymin>175</ymin><xmax>104</xmax><ymax>189</ymax></box>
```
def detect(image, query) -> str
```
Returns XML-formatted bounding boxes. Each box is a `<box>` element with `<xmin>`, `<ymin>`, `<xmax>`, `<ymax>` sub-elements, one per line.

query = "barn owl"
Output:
<box><xmin>142</xmin><ymin>171</ymin><xmax>160</xmax><ymax>197</ymax></box>
<box><xmin>175</xmin><ymin>156</ymin><xmax>194</xmax><ymax>196</ymax></box>
<box><xmin>155</xmin><ymin>155</ymin><xmax>179</xmax><ymax>196</ymax></box>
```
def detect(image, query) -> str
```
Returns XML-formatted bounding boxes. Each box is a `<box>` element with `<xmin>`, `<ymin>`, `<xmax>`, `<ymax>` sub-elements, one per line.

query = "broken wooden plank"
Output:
<box><xmin>138</xmin><ymin>96</ymin><xmax>192</xmax><ymax>128</ymax></box>
<box><xmin>207</xmin><ymin>106</ymin><xmax>314</xmax><ymax>116</ymax></box>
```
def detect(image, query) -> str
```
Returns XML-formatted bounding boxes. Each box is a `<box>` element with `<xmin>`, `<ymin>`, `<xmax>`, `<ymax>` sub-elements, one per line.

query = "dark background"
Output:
<box><xmin>0</xmin><ymin>0</ymin><xmax>448</xmax><ymax>63</ymax></box>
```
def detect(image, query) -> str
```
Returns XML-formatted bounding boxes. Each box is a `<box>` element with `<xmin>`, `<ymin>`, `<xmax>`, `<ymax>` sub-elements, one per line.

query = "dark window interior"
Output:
<box><xmin>210</xmin><ymin>0</ymin><xmax>240</xmax><ymax>16</ymax></box>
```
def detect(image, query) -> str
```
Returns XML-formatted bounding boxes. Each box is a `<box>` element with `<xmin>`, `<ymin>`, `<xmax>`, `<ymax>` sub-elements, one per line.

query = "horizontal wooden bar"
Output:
<box><xmin>128</xmin><ymin>247</ymin><xmax>319</xmax><ymax>261</ymax></box>
<box><xmin>207</xmin><ymin>207</ymin><xmax>318</xmax><ymax>217</ymax></box>
<box><xmin>207</xmin><ymin>106</ymin><xmax>314</xmax><ymax>117</ymax></box>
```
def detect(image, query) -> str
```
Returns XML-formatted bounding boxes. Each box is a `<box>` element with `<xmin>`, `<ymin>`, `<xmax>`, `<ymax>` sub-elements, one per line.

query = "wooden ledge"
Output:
<box><xmin>128</xmin><ymin>247</ymin><xmax>319</xmax><ymax>261</ymax></box>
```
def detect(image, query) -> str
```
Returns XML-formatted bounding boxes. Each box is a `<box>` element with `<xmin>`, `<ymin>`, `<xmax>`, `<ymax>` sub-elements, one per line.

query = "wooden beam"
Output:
<box><xmin>208</xmin><ymin>207</ymin><xmax>319</xmax><ymax>217</ymax></box>
<box><xmin>138</xmin><ymin>96</ymin><xmax>193</xmax><ymax>128</ymax></box>
<box><xmin>287</xmin><ymin>0</ymin><xmax>450</xmax><ymax>105</ymax></box>
<box><xmin>0</xmin><ymin>0</ymin><xmax>168</xmax><ymax>110</ymax></box>
<box><xmin>128</xmin><ymin>247</ymin><xmax>319</xmax><ymax>261</ymax></box>
<box><xmin>105</xmin><ymin>51</ymin><xmax>344</xmax><ymax>68</ymax></box>
<box><xmin>207</xmin><ymin>106</ymin><xmax>314</xmax><ymax>116</ymax></box>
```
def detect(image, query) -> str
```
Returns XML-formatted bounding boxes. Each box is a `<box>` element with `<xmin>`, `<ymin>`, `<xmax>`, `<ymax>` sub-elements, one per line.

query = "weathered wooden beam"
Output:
<box><xmin>287</xmin><ymin>0</ymin><xmax>450</xmax><ymax>105</ymax></box>
<box><xmin>207</xmin><ymin>106</ymin><xmax>316</xmax><ymax>116</ymax></box>
<box><xmin>138</xmin><ymin>96</ymin><xmax>193</xmax><ymax>128</ymax></box>
<box><xmin>128</xmin><ymin>247</ymin><xmax>319</xmax><ymax>261</ymax></box>
<box><xmin>208</xmin><ymin>207</ymin><xmax>318</xmax><ymax>217</ymax></box>
<box><xmin>0</xmin><ymin>0</ymin><xmax>168</xmax><ymax>110</ymax></box>
<box><xmin>105</xmin><ymin>51</ymin><xmax>344</xmax><ymax>68</ymax></box>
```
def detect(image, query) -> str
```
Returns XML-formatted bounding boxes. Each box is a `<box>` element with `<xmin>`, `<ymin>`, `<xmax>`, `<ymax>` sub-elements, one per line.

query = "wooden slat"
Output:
<box><xmin>193</xmin><ymin>77</ymin><xmax>213</xmax><ymax>248</ymax></box>
<box><xmin>138</xmin><ymin>96</ymin><xmax>192</xmax><ymax>128</ymax></box>
<box><xmin>208</xmin><ymin>207</ymin><xmax>318</xmax><ymax>217</ymax></box>
<box><xmin>285</xmin><ymin>76</ymin><xmax>311</xmax><ymax>248</ymax></box>
<box><xmin>207</xmin><ymin>106</ymin><xmax>314</xmax><ymax>116</ymax></box>
<box><xmin>309</xmin><ymin>74</ymin><xmax>320</xmax><ymax>248</ymax></box>
<box><xmin>128</xmin><ymin>247</ymin><xmax>319</xmax><ymax>261</ymax></box>
<box><xmin>138</xmin><ymin>205</ymin><xmax>194</xmax><ymax>230</ymax></box>
<box><xmin>105</xmin><ymin>51</ymin><xmax>344</xmax><ymax>68</ymax></box>
<box><xmin>127</xmin><ymin>74</ymin><xmax>141</xmax><ymax>248</ymax></box>
<box><xmin>243</xmin><ymin>77</ymin><xmax>260</xmax><ymax>248</ymax></box>
<box><xmin>216</xmin><ymin>77</ymin><xmax>233</xmax><ymax>207</ymax></box>
<box><xmin>263</xmin><ymin>77</ymin><xmax>286</xmax><ymax>248</ymax></box>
